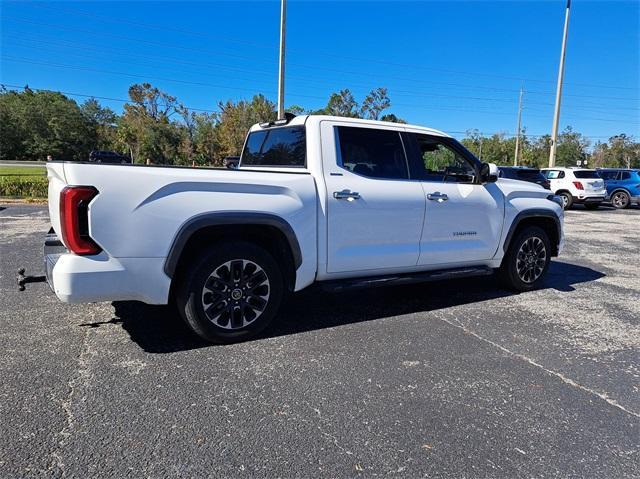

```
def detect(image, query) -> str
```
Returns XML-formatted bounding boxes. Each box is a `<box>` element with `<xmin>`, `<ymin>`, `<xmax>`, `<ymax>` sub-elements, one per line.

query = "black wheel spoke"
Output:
<box><xmin>205</xmin><ymin>298</ymin><xmax>227</xmax><ymax>320</ymax></box>
<box><xmin>516</xmin><ymin>236</ymin><xmax>547</xmax><ymax>284</ymax></box>
<box><xmin>201</xmin><ymin>259</ymin><xmax>271</xmax><ymax>330</ymax></box>
<box><xmin>230</xmin><ymin>260</ymin><xmax>244</xmax><ymax>283</ymax></box>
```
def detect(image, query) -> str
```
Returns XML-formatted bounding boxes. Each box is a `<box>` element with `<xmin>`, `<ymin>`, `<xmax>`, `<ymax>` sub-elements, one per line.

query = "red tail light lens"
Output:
<box><xmin>60</xmin><ymin>186</ymin><xmax>101</xmax><ymax>255</ymax></box>
<box><xmin>572</xmin><ymin>181</ymin><xmax>584</xmax><ymax>190</ymax></box>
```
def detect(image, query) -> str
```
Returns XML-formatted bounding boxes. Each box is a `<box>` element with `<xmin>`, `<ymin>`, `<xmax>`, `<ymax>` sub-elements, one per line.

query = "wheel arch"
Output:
<box><xmin>165</xmin><ymin>212</ymin><xmax>302</xmax><ymax>292</ymax></box>
<box><xmin>503</xmin><ymin>210</ymin><xmax>561</xmax><ymax>257</ymax></box>
<box><xmin>609</xmin><ymin>187</ymin><xmax>631</xmax><ymax>197</ymax></box>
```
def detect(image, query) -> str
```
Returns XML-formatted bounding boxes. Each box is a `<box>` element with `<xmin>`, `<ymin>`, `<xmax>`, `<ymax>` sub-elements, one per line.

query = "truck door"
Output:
<box><xmin>405</xmin><ymin>132</ymin><xmax>504</xmax><ymax>266</ymax></box>
<box><xmin>322</xmin><ymin>122</ymin><xmax>425</xmax><ymax>274</ymax></box>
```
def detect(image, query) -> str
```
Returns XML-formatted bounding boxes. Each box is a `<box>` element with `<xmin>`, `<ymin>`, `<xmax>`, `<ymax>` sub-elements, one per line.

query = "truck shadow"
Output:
<box><xmin>108</xmin><ymin>260</ymin><xmax>604</xmax><ymax>354</ymax></box>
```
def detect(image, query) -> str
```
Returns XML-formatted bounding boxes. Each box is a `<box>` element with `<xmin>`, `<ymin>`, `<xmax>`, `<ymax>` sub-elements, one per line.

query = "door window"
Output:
<box><xmin>620</xmin><ymin>171</ymin><xmax>631</xmax><ymax>180</ymax></box>
<box><xmin>598</xmin><ymin>170</ymin><xmax>617</xmax><ymax>180</ymax></box>
<box><xmin>335</xmin><ymin>126</ymin><xmax>409</xmax><ymax>180</ymax></box>
<box><xmin>412</xmin><ymin>134</ymin><xmax>477</xmax><ymax>183</ymax></box>
<box><xmin>545</xmin><ymin>170</ymin><xmax>565</xmax><ymax>179</ymax></box>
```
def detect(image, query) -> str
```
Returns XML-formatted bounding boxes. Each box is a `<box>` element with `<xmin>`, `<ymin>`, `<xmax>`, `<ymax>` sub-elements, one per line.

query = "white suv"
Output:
<box><xmin>541</xmin><ymin>167</ymin><xmax>606</xmax><ymax>210</ymax></box>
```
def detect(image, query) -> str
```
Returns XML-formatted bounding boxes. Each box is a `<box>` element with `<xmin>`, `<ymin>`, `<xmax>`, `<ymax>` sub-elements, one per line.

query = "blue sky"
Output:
<box><xmin>1</xmin><ymin>1</ymin><xmax>638</xmax><ymax>143</ymax></box>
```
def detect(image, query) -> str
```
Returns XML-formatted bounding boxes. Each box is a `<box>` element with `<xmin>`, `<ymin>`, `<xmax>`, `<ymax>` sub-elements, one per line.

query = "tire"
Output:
<box><xmin>558</xmin><ymin>192</ymin><xmax>573</xmax><ymax>210</ymax></box>
<box><xmin>584</xmin><ymin>203</ymin><xmax>600</xmax><ymax>210</ymax></box>
<box><xmin>611</xmin><ymin>191</ymin><xmax>630</xmax><ymax>209</ymax></box>
<box><xmin>175</xmin><ymin>241</ymin><xmax>284</xmax><ymax>344</ymax></box>
<box><xmin>499</xmin><ymin>226</ymin><xmax>551</xmax><ymax>292</ymax></box>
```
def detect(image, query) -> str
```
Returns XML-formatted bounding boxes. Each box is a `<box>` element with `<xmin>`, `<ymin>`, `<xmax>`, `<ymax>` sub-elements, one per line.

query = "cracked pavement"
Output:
<box><xmin>1</xmin><ymin>204</ymin><xmax>638</xmax><ymax>477</ymax></box>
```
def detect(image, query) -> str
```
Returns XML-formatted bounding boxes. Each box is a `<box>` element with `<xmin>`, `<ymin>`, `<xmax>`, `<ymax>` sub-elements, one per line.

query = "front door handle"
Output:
<box><xmin>333</xmin><ymin>189</ymin><xmax>361</xmax><ymax>201</ymax></box>
<box><xmin>427</xmin><ymin>192</ymin><xmax>448</xmax><ymax>202</ymax></box>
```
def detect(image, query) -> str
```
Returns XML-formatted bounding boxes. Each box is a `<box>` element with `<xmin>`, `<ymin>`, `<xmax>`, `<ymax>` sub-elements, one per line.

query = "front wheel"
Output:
<box><xmin>559</xmin><ymin>192</ymin><xmax>573</xmax><ymax>210</ymax></box>
<box><xmin>499</xmin><ymin>226</ymin><xmax>551</xmax><ymax>292</ymax></box>
<box><xmin>611</xmin><ymin>191</ymin><xmax>630</xmax><ymax>209</ymax></box>
<box><xmin>175</xmin><ymin>241</ymin><xmax>284</xmax><ymax>344</ymax></box>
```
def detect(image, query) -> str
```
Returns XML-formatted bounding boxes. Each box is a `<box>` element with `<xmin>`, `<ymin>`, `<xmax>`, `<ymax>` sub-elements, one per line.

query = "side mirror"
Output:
<box><xmin>480</xmin><ymin>162</ymin><xmax>498</xmax><ymax>183</ymax></box>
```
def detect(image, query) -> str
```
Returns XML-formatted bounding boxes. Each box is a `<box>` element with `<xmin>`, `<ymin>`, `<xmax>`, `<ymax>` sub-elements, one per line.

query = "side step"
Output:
<box><xmin>318</xmin><ymin>266</ymin><xmax>494</xmax><ymax>293</ymax></box>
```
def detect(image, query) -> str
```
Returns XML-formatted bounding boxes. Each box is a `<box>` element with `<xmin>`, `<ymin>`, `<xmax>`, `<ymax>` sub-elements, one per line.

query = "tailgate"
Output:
<box><xmin>46</xmin><ymin>162</ymin><xmax>67</xmax><ymax>235</ymax></box>
<box><xmin>585</xmin><ymin>179</ymin><xmax>604</xmax><ymax>192</ymax></box>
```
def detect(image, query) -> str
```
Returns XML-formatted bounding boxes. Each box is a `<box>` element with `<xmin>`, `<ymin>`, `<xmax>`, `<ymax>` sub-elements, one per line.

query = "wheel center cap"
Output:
<box><xmin>231</xmin><ymin>288</ymin><xmax>243</xmax><ymax>300</ymax></box>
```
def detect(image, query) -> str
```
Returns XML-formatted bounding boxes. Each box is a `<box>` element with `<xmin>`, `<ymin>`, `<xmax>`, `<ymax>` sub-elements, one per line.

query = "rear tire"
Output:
<box><xmin>611</xmin><ymin>191</ymin><xmax>630</xmax><ymax>209</ymax></box>
<box><xmin>559</xmin><ymin>192</ymin><xmax>573</xmax><ymax>210</ymax></box>
<box><xmin>499</xmin><ymin>226</ymin><xmax>551</xmax><ymax>292</ymax></box>
<box><xmin>175</xmin><ymin>241</ymin><xmax>284</xmax><ymax>344</ymax></box>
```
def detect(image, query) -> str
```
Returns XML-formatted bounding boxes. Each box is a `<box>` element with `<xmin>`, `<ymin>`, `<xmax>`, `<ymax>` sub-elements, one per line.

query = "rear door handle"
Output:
<box><xmin>333</xmin><ymin>189</ymin><xmax>361</xmax><ymax>201</ymax></box>
<box><xmin>427</xmin><ymin>192</ymin><xmax>448</xmax><ymax>202</ymax></box>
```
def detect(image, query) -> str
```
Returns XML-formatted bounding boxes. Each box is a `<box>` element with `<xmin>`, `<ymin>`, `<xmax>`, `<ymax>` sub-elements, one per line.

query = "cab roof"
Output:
<box><xmin>249</xmin><ymin>114</ymin><xmax>451</xmax><ymax>138</ymax></box>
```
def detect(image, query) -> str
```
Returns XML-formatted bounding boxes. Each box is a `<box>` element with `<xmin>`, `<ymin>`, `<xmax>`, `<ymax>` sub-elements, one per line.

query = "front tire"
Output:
<box><xmin>176</xmin><ymin>241</ymin><xmax>284</xmax><ymax>344</ymax></box>
<box><xmin>611</xmin><ymin>191</ymin><xmax>630</xmax><ymax>209</ymax></box>
<box><xmin>499</xmin><ymin>226</ymin><xmax>551</xmax><ymax>292</ymax></box>
<box><xmin>559</xmin><ymin>192</ymin><xmax>573</xmax><ymax>210</ymax></box>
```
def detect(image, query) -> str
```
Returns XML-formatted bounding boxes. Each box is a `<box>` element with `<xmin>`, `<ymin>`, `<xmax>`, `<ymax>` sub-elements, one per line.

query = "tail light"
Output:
<box><xmin>572</xmin><ymin>181</ymin><xmax>584</xmax><ymax>190</ymax></box>
<box><xmin>59</xmin><ymin>186</ymin><xmax>101</xmax><ymax>255</ymax></box>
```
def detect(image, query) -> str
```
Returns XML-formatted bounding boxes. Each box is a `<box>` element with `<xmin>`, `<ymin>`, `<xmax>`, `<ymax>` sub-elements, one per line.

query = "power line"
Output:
<box><xmin>4</xmin><ymin>56</ymin><xmax>638</xmax><ymax>126</ymax></box>
<box><xmin>6</xmin><ymin>14</ymin><xmax>639</xmax><ymax>96</ymax></box>
<box><xmin>6</xmin><ymin>39</ymin><xmax>639</xmax><ymax>118</ymax></box>
<box><xmin>11</xmin><ymin>31</ymin><xmax>637</xmax><ymax>104</ymax></box>
<box><xmin>21</xmin><ymin>4</ymin><xmax>640</xmax><ymax>92</ymax></box>
<box><xmin>3</xmin><ymin>83</ymin><xmax>635</xmax><ymax>138</ymax></box>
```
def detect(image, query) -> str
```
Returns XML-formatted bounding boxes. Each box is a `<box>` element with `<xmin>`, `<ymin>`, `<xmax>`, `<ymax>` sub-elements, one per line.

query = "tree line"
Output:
<box><xmin>1</xmin><ymin>84</ymin><xmax>637</xmax><ymax>169</ymax></box>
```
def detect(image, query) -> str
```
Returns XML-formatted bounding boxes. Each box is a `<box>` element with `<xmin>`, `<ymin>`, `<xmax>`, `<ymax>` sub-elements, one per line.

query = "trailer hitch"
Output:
<box><xmin>16</xmin><ymin>268</ymin><xmax>46</xmax><ymax>291</ymax></box>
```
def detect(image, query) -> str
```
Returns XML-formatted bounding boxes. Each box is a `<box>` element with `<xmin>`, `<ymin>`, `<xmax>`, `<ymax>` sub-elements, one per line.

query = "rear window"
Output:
<box><xmin>573</xmin><ymin>170</ymin><xmax>599</xmax><ymax>179</ymax></box>
<box><xmin>241</xmin><ymin>126</ymin><xmax>306</xmax><ymax>167</ymax></box>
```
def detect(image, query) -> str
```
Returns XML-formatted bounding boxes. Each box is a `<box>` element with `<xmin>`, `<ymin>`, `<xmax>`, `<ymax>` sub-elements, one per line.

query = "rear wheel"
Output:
<box><xmin>559</xmin><ymin>192</ymin><xmax>573</xmax><ymax>210</ymax></box>
<box><xmin>499</xmin><ymin>226</ymin><xmax>551</xmax><ymax>292</ymax></box>
<box><xmin>611</xmin><ymin>191</ymin><xmax>630</xmax><ymax>209</ymax></box>
<box><xmin>175</xmin><ymin>241</ymin><xmax>284</xmax><ymax>344</ymax></box>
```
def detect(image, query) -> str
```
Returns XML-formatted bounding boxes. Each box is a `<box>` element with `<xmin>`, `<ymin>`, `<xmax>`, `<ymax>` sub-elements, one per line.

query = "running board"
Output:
<box><xmin>318</xmin><ymin>266</ymin><xmax>494</xmax><ymax>293</ymax></box>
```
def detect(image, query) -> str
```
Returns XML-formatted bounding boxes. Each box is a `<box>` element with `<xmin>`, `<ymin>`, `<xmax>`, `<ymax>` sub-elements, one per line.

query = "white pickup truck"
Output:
<box><xmin>42</xmin><ymin>115</ymin><xmax>564</xmax><ymax>343</ymax></box>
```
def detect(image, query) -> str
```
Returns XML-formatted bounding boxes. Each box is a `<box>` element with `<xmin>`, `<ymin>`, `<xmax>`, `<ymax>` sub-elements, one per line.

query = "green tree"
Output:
<box><xmin>216</xmin><ymin>94</ymin><xmax>276</xmax><ymax>158</ymax></box>
<box><xmin>556</xmin><ymin>126</ymin><xmax>590</xmax><ymax>167</ymax></box>
<box><xmin>115</xmin><ymin>83</ymin><xmax>183</xmax><ymax>164</ymax></box>
<box><xmin>360</xmin><ymin>87</ymin><xmax>391</xmax><ymax>120</ymax></box>
<box><xmin>0</xmin><ymin>89</ymin><xmax>95</xmax><ymax>161</ymax></box>
<box><xmin>81</xmin><ymin>99</ymin><xmax>117</xmax><ymax>151</ymax></box>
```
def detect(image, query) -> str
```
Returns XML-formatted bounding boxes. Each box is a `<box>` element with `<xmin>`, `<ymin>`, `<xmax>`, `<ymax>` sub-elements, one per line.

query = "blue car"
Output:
<box><xmin>597</xmin><ymin>169</ymin><xmax>640</xmax><ymax>209</ymax></box>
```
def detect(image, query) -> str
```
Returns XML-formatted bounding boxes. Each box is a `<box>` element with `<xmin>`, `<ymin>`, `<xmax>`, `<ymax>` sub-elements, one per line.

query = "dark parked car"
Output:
<box><xmin>597</xmin><ymin>168</ymin><xmax>640</xmax><ymax>209</ymax></box>
<box><xmin>89</xmin><ymin>150</ymin><xmax>132</xmax><ymax>164</ymax></box>
<box><xmin>498</xmin><ymin>166</ymin><xmax>551</xmax><ymax>190</ymax></box>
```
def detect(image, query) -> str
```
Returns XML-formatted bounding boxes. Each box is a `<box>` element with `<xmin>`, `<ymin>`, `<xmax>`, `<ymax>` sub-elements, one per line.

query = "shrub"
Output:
<box><xmin>0</xmin><ymin>176</ymin><xmax>48</xmax><ymax>198</ymax></box>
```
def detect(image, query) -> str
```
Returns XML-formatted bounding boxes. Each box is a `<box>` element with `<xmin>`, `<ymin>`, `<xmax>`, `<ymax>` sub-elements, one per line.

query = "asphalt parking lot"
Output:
<box><xmin>1</xmin><ymin>204</ymin><xmax>638</xmax><ymax>478</ymax></box>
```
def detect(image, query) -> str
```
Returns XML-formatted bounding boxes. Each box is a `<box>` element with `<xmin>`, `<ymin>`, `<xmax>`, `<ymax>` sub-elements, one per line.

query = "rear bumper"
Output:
<box><xmin>44</xmin><ymin>230</ymin><xmax>170</xmax><ymax>304</ymax></box>
<box><xmin>44</xmin><ymin>229</ymin><xmax>66</xmax><ymax>293</ymax></box>
<box><xmin>573</xmin><ymin>195</ymin><xmax>605</xmax><ymax>204</ymax></box>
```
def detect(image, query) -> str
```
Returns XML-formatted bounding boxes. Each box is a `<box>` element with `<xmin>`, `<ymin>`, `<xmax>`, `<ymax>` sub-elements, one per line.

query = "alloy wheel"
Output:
<box><xmin>201</xmin><ymin>259</ymin><xmax>270</xmax><ymax>330</ymax></box>
<box><xmin>516</xmin><ymin>236</ymin><xmax>547</xmax><ymax>284</ymax></box>
<box><xmin>612</xmin><ymin>192</ymin><xmax>629</xmax><ymax>209</ymax></box>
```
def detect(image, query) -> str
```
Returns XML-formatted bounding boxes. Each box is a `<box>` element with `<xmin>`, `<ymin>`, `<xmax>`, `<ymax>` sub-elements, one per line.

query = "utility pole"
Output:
<box><xmin>514</xmin><ymin>87</ymin><xmax>523</xmax><ymax>166</ymax></box>
<box><xmin>548</xmin><ymin>0</ymin><xmax>571</xmax><ymax>168</ymax></box>
<box><xmin>277</xmin><ymin>0</ymin><xmax>287</xmax><ymax>120</ymax></box>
